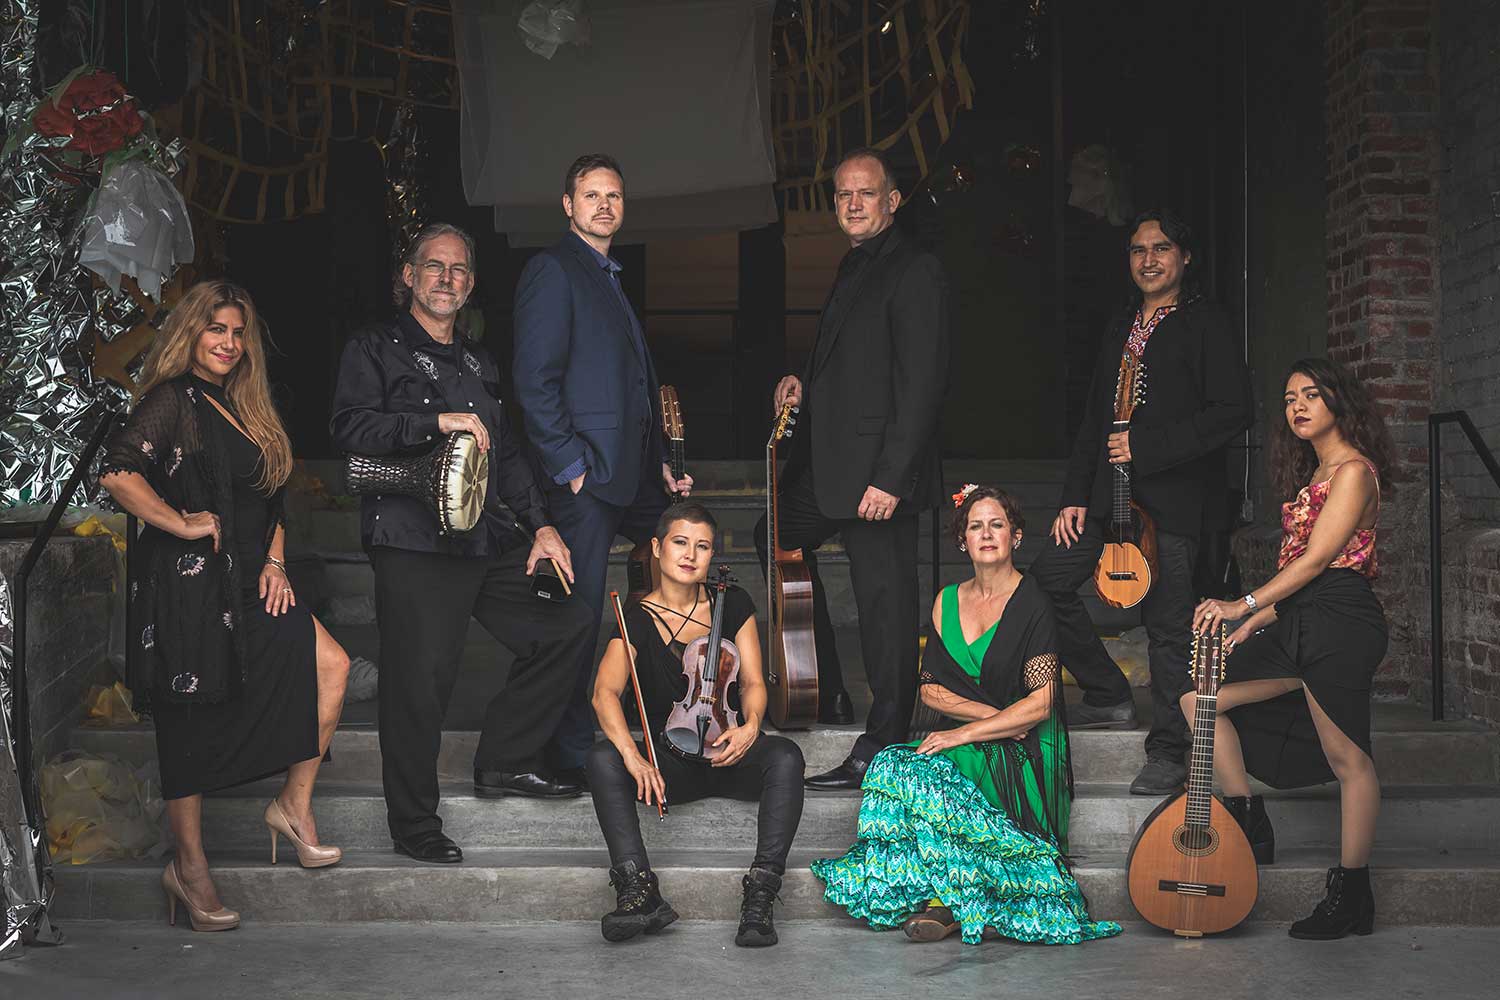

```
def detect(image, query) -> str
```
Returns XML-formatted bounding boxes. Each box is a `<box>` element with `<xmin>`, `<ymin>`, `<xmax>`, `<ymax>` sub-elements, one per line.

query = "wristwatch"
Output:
<box><xmin>1242</xmin><ymin>593</ymin><xmax>1258</xmax><ymax>612</ymax></box>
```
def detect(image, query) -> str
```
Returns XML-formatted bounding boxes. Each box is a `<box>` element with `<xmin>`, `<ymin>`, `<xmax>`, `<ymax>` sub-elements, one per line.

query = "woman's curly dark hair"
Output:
<box><xmin>1268</xmin><ymin>357</ymin><xmax>1397</xmax><ymax>502</ymax></box>
<box><xmin>950</xmin><ymin>486</ymin><xmax>1026</xmax><ymax>550</ymax></box>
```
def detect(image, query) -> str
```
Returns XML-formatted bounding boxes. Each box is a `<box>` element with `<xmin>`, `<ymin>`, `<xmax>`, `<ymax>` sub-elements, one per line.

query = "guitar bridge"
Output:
<box><xmin>1157</xmin><ymin>879</ymin><xmax>1226</xmax><ymax>897</ymax></box>
<box><xmin>1107</xmin><ymin>571</ymin><xmax>1138</xmax><ymax>581</ymax></box>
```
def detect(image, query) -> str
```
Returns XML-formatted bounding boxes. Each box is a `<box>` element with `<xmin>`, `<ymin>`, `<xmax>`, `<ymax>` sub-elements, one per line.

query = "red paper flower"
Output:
<box><xmin>31</xmin><ymin>69</ymin><xmax>145</xmax><ymax>157</ymax></box>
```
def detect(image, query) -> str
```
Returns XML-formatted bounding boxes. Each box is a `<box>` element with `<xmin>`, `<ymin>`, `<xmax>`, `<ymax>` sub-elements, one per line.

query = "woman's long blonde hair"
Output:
<box><xmin>136</xmin><ymin>281</ymin><xmax>293</xmax><ymax>491</ymax></box>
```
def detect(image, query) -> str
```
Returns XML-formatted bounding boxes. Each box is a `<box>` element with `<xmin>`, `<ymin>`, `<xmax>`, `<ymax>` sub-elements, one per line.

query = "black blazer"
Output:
<box><xmin>512</xmin><ymin>232</ymin><xmax>666</xmax><ymax>507</ymax></box>
<box><xmin>792</xmin><ymin>224</ymin><xmax>951</xmax><ymax>518</ymax></box>
<box><xmin>1061</xmin><ymin>299</ymin><xmax>1253</xmax><ymax>536</ymax></box>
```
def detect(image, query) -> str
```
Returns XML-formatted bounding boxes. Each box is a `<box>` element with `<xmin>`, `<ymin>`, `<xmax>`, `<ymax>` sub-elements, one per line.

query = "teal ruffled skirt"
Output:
<box><xmin>811</xmin><ymin>747</ymin><xmax>1122</xmax><ymax>945</ymax></box>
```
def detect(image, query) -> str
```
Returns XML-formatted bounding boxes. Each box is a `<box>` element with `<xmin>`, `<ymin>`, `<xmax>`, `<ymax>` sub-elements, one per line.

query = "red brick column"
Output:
<box><xmin>1324</xmin><ymin>0</ymin><xmax>1440</xmax><ymax>698</ymax></box>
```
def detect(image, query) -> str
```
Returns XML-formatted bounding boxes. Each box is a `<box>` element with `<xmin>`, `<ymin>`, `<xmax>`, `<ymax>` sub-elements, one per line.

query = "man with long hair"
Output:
<box><xmin>1029</xmin><ymin>209</ymin><xmax>1253</xmax><ymax>796</ymax></box>
<box><xmin>331</xmin><ymin>223</ymin><xmax>594</xmax><ymax>864</ymax></box>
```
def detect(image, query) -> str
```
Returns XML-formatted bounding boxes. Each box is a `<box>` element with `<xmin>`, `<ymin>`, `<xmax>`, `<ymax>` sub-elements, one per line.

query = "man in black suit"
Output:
<box><xmin>513</xmin><ymin>154</ymin><xmax>693</xmax><ymax>784</ymax></box>
<box><xmin>1030</xmin><ymin>209</ymin><xmax>1253</xmax><ymax>795</ymax></box>
<box><xmin>756</xmin><ymin>147</ymin><xmax>951</xmax><ymax>789</ymax></box>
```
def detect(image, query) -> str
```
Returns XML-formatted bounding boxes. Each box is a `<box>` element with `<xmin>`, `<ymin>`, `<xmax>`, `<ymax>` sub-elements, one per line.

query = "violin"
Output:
<box><xmin>662</xmin><ymin>565</ymin><xmax>743</xmax><ymax>761</ymax></box>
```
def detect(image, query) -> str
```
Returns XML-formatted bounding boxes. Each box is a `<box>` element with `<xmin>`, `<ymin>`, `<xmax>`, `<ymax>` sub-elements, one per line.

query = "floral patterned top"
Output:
<box><xmin>1278</xmin><ymin>459</ymin><xmax>1379</xmax><ymax>578</ymax></box>
<box><xmin>1125</xmin><ymin>303</ymin><xmax>1180</xmax><ymax>358</ymax></box>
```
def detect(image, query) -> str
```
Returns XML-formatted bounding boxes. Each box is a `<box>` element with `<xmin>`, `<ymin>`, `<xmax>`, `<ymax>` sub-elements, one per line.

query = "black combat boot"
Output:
<box><xmin>1288</xmin><ymin>866</ymin><xmax>1375</xmax><ymax>940</ymax></box>
<box><xmin>601</xmin><ymin>860</ymin><xmax>679</xmax><ymax>942</ymax></box>
<box><xmin>734</xmin><ymin>867</ymin><xmax>782</xmax><ymax>947</ymax></box>
<box><xmin>1221</xmin><ymin>794</ymin><xmax>1276</xmax><ymax>865</ymax></box>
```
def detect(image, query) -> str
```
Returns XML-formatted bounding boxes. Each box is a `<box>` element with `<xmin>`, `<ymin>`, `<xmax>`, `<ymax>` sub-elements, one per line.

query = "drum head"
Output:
<box><xmin>443</xmin><ymin>433</ymin><xmax>489</xmax><ymax>533</ymax></box>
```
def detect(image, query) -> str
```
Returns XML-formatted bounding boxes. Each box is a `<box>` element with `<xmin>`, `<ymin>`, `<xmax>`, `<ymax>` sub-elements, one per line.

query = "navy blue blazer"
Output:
<box><xmin>512</xmin><ymin>232</ymin><xmax>665</xmax><ymax>507</ymax></box>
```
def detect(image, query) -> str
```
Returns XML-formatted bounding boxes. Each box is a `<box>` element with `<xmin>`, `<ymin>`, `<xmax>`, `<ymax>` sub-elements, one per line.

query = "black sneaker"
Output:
<box><xmin>734</xmin><ymin>867</ymin><xmax>782</xmax><ymax>947</ymax></box>
<box><xmin>601</xmin><ymin>861</ymin><xmax>679</xmax><ymax>942</ymax></box>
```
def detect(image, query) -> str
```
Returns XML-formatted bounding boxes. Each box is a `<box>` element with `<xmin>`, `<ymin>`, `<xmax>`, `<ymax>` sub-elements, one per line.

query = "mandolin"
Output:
<box><xmin>627</xmin><ymin>385</ymin><xmax>687</xmax><ymax>605</ymax></box>
<box><xmin>1092</xmin><ymin>351</ymin><xmax>1159</xmax><ymax>608</ymax></box>
<box><xmin>1126</xmin><ymin>622</ymin><xmax>1258</xmax><ymax>936</ymax></box>
<box><xmin>763</xmin><ymin>402</ymin><xmax>818</xmax><ymax>730</ymax></box>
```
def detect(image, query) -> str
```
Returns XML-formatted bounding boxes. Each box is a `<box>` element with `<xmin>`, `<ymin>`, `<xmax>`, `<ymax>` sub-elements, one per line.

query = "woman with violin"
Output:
<box><xmin>586</xmin><ymin>503</ymin><xmax>805</xmax><ymax>947</ymax></box>
<box><xmin>1186</xmin><ymin>358</ymin><xmax>1393</xmax><ymax>940</ymax></box>
<box><xmin>813</xmin><ymin>486</ymin><xmax>1121</xmax><ymax>945</ymax></box>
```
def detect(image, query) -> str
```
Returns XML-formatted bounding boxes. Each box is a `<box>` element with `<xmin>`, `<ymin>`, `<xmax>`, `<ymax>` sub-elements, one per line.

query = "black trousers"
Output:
<box><xmin>544</xmin><ymin>470</ymin><xmax>670</xmax><ymax>770</ymax></box>
<box><xmin>1026</xmin><ymin>519</ymin><xmax>1198</xmax><ymax>764</ymax></box>
<box><xmin>753</xmin><ymin>471</ymin><xmax>920</xmax><ymax>763</ymax></box>
<box><xmin>585</xmin><ymin>736</ymin><xmax>805</xmax><ymax>874</ymax></box>
<box><xmin>371</xmin><ymin>543</ymin><xmax>595</xmax><ymax>839</ymax></box>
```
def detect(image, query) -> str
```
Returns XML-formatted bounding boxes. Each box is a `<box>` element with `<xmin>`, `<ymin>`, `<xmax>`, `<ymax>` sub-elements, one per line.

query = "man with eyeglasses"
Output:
<box><xmin>513</xmin><ymin>154</ymin><xmax>693</xmax><ymax>788</ymax></box>
<box><xmin>331</xmin><ymin>222</ymin><xmax>593</xmax><ymax>865</ymax></box>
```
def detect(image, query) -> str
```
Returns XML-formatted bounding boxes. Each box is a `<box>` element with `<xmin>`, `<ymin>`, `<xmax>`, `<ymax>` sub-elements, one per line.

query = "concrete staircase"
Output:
<box><xmin>56</xmin><ymin>702</ymin><xmax>1500</xmax><ymax>927</ymax></box>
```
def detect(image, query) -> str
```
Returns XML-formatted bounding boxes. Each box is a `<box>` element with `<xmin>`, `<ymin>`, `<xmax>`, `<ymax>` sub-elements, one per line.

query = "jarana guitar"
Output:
<box><xmin>764</xmin><ymin>402</ymin><xmax>818</xmax><ymax>729</ymax></box>
<box><xmin>626</xmin><ymin>385</ymin><xmax>687</xmax><ymax>605</ymax></box>
<box><xmin>1126</xmin><ymin>622</ymin><xmax>1259</xmax><ymax>937</ymax></box>
<box><xmin>1092</xmin><ymin>351</ymin><xmax>1159</xmax><ymax>608</ymax></box>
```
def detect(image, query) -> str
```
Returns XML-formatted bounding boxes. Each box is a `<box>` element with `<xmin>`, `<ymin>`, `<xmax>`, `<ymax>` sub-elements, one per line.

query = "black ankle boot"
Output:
<box><xmin>734</xmin><ymin>867</ymin><xmax>782</xmax><ymax>947</ymax></box>
<box><xmin>1289</xmin><ymin>866</ymin><xmax>1375</xmax><ymax>940</ymax></box>
<box><xmin>601</xmin><ymin>860</ymin><xmax>679</xmax><ymax>942</ymax></box>
<box><xmin>1221</xmin><ymin>794</ymin><xmax>1275</xmax><ymax>865</ymax></box>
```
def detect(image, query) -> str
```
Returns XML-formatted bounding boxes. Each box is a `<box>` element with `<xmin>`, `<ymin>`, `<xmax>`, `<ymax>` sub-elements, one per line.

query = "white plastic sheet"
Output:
<box><xmin>79</xmin><ymin>160</ymin><xmax>195</xmax><ymax>301</ymax></box>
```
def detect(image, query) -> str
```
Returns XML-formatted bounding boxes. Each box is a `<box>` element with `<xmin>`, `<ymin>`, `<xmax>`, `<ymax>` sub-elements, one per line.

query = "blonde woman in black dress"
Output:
<box><xmin>102</xmin><ymin>282</ymin><xmax>350</xmax><ymax>931</ymax></box>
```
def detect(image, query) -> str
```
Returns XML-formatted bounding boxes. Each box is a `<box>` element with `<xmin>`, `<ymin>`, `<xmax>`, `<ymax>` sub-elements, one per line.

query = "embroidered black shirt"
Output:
<box><xmin>330</xmin><ymin>311</ymin><xmax>550</xmax><ymax>556</ymax></box>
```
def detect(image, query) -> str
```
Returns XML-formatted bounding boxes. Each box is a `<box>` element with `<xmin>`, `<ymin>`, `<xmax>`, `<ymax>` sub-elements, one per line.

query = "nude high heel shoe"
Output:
<box><xmin>162</xmin><ymin>860</ymin><xmax>240</xmax><ymax>931</ymax></box>
<box><xmin>265</xmin><ymin>798</ymin><xmax>342</xmax><ymax>868</ymax></box>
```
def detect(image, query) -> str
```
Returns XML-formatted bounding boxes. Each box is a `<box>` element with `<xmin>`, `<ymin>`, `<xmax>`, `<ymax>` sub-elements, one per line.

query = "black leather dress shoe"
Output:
<box><xmin>552</xmin><ymin>765</ymin><xmax>590</xmax><ymax>793</ymax></box>
<box><xmin>474</xmin><ymin>769</ymin><xmax>583</xmax><ymax>799</ymax></box>
<box><xmin>804</xmin><ymin>755</ymin><xmax>869</xmax><ymax>790</ymax></box>
<box><xmin>1130</xmin><ymin>756</ymin><xmax>1188</xmax><ymax>796</ymax></box>
<box><xmin>818</xmin><ymin>690</ymin><xmax>855</xmax><ymax>726</ymax></box>
<box><xmin>393</xmin><ymin>831</ymin><xmax>463</xmax><ymax>864</ymax></box>
<box><xmin>1067</xmin><ymin>698</ymin><xmax>1139</xmax><ymax>730</ymax></box>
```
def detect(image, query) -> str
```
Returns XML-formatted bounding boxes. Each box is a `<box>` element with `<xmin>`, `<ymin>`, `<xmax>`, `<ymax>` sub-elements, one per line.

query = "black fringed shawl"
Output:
<box><xmin>915</xmin><ymin>574</ymin><xmax>1075</xmax><ymax>849</ymax></box>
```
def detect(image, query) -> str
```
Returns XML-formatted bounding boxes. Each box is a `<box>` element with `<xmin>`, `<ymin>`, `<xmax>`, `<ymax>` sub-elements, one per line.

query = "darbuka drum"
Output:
<box><xmin>345</xmin><ymin>431</ymin><xmax>489</xmax><ymax>534</ymax></box>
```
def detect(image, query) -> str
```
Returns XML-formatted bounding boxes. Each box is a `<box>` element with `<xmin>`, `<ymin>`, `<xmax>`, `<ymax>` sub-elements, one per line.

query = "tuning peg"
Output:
<box><xmin>790</xmin><ymin>406</ymin><xmax>800</xmax><ymax>414</ymax></box>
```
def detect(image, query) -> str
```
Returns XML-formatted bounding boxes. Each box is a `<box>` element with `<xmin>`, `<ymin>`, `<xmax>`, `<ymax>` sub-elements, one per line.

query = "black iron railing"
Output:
<box><xmin>1427</xmin><ymin>410</ymin><xmax>1500</xmax><ymax>722</ymax></box>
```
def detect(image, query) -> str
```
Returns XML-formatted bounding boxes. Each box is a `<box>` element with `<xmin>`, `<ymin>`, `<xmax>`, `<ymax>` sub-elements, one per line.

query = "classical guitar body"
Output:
<box><xmin>1093</xmin><ymin>501</ymin><xmax>1159</xmax><ymax>609</ymax></box>
<box><xmin>627</xmin><ymin>385</ymin><xmax>686</xmax><ymax>607</ymax></box>
<box><xmin>625</xmin><ymin>543</ymin><xmax>660</xmax><ymax>607</ymax></box>
<box><xmin>765</xmin><ymin>402</ymin><xmax>819</xmax><ymax>730</ymax></box>
<box><xmin>1127</xmin><ymin>792</ymin><xmax>1259</xmax><ymax>936</ymax></box>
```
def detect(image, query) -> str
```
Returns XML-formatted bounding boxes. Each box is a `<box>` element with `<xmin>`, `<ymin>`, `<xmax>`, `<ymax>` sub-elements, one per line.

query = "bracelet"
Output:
<box><xmin>265</xmin><ymin>556</ymin><xmax>288</xmax><ymax>572</ymax></box>
<box><xmin>1242</xmin><ymin>592</ymin><xmax>1258</xmax><ymax>612</ymax></box>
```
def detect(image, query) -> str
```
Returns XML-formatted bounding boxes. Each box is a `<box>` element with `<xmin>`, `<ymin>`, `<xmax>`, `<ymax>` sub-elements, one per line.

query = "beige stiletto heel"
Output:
<box><xmin>263</xmin><ymin>798</ymin><xmax>342</xmax><ymax>869</ymax></box>
<box><xmin>161</xmin><ymin>860</ymin><xmax>240</xmax><ymax>932</ymax></box>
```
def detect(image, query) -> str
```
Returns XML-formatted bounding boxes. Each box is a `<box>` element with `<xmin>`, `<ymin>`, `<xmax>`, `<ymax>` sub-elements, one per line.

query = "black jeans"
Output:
<box><xmin>753</xmin><ymin>471</ymin><xmax>920</xmax><ymax>763</ymax></box>
<box><xmin>545</xmin><ymin>471</ymin><xmax>670</xmax><ymax>771</ymax></box>
<box><xmin>370</xmin><ymin>543</ymin><xmax>595</xmax><ymax>840</ymax></box>
<box><xmin>585</xmin><ymin>736</ymin><xmax>805</xmax><ymax>874</ymax></box>
<box><xmin>1026</xmin><ymin>518</ymin><xmax>1198</xmax><ymax>764</ymax></box>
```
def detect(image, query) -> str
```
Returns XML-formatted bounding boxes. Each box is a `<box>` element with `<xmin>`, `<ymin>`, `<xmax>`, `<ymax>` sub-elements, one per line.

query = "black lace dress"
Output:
<box><xmin>106</xmin><ymin>374</ymin><xmax>317</xmax><ymax>799</ymax></box>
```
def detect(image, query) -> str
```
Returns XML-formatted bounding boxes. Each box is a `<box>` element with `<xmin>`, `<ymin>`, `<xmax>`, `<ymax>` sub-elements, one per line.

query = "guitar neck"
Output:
<box><xmin>1111</xmin><ymin>420</ymin><xmax>1131</xmax><ymax>526</ymax></box>
<box><xmin>667</xmin><ymin>438</ymin><xmax>686</xmax><ymax>481</ymax></box>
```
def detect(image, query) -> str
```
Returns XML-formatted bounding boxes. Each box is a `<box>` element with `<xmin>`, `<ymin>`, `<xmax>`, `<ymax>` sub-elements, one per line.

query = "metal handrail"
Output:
<box><xmin>1427</xmin><ymin>410</ymin><xmax>1500</xmax><ymax>721</ymax></box>
<box><xmin>10</xmin><ymin>413</ymin><xmax>120</xmax><ymax>855</ymax></box>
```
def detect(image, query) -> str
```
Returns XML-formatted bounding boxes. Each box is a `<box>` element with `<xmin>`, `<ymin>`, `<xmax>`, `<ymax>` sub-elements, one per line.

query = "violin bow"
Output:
<box><xmin>610</xmin><ymin>591</ymin><xmax>667</xmax><ymax>819</ymax></box>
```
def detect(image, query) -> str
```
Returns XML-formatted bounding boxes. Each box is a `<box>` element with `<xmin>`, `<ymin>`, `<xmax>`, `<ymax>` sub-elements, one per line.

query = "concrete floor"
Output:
<box><xmin>3</xmin><ymin>920</ymin><xmax>1493</xmax><ymax>1000</ymax></box>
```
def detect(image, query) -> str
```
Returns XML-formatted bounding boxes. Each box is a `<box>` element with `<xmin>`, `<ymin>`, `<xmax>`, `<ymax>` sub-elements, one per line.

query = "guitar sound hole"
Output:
<box><xmin>1172</xmin><ymin>824</ymin><xmax>1220</xmax><ymax>857</ymax></box>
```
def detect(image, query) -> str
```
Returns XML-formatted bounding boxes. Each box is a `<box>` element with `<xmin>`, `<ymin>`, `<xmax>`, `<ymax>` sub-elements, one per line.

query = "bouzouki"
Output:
<box><xmin>764</xmin><ymin>402</ymin><xmax>818</xmax><ymax>729</ymax></box>
<box><xmin>1126</xmin><ymin>622</ymin><xmax>1258</xmax><ymax>936</ymax></box>
<box><xmin>626</xmin><ymin>385</ymin><xmax>687</xmax><ymax>605</ymax></box>
<box><xmin>1092</xmin><ymin>351</ymin><xmax>1159</xmax><ymax>608</ymax></box>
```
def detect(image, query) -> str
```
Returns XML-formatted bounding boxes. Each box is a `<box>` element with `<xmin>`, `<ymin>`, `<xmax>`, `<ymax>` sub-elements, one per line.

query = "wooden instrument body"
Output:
<box><xmin>765</xmin><ymin>403</ymin><xmax>819</xmax><ymax>729</ymax></box>
<box><xmin>1126</xmin><ymin>622</ymin><xmax>1258</xmax><ymax>936</ymax></box>
<box><xmin>1092</xmin><ymin>352</ymin><xmax>1158</xmax><ymax>608</ymax></box>
<box><xmin>1126</xmin><ymin>791</ymin><xmax>1259</xmax><ymax>936</ymax></box>
<box><xmin>626</xmin><ymin>385</ymin><xmax>685</xmax><ymax>606</ymax></box>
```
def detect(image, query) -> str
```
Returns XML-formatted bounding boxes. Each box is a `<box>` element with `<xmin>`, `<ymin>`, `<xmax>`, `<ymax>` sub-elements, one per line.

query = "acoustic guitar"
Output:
<box><xmin>1126</xmin><ymin>622</ymin><xmax>1259</xmax><ymax>937</ymax></box>
<box><xmin>764</xmin><ymin>402</ymin><xmax>818</xmax><ymax>729</ymax></box>
<box><xmin>1092</xmin><ymin>351</ymin><xmax>1159</xmax><ymax>608</ymax></box>
<box><xmin>626</xmin><ymin>386</ymin><xmax>687</xmax><ymax>605</ymax></box>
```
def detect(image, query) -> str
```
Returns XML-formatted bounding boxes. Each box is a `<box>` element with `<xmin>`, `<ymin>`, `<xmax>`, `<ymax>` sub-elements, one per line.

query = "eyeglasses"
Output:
<box><xmin>420</xmin><ymin>261</ymin><xmax>472</xmax><ymax>280</ymax></box>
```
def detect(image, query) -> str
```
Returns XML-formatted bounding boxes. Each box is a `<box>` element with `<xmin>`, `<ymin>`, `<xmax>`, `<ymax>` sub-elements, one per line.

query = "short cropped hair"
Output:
<box><xmin>565</xmin><ymin>153</ymin><xmax>625</xmax><ymax>197</ymax></box>
<box><xmin>833</xmin><ymin>146</ymin><xmax>899</xmax><ymax>193</ymax></box>
<box><xmin>655</xmin><ymin>501</ymin><xmax>718</xmax><ymax>543</ymax></box>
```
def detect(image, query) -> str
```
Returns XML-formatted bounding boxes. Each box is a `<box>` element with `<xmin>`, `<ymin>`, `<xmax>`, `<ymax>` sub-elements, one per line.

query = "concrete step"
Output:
<box><xmin>51</xmin><ymin>846</ymin><xmax>1500</xmax><ymax>926</ymax></box>
<box><xmin>70</xmin><ymin>720</ymin><xmax>1500</xmax><ymax>788</ymax></box>
<box><xmin>90</xmin><ymin>778</ymin><xmax>1500</xmax><ymax>854</ymax></box>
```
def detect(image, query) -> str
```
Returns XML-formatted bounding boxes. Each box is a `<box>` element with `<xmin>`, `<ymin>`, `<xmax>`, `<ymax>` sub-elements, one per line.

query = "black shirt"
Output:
<box><xmin>615</xmin><ymin>585</ymin><xmax>757</xmax><ymax>729</ymax></box>
<box><xmin>330</xmin><ymin>312</ymin><xmax>550</xmax><ymax>556</ymax></box>
<box><xmin>811</xmin><ymin>223</ymin><xmax>895</xmax><ymax>374</ymax></box>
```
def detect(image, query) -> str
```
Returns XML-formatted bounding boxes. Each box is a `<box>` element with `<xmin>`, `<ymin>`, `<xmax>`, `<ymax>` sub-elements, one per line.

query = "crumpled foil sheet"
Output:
<box><xmin>1</xmin><ymin>0</ymin><xmax>186</xmax><ymax>509</ymax></box>
<box><xmin>1</xmin><ymin>571</ymin><xmax>63</xmax><ymax>958</ymax></box>
<box><xmin>383</xmin><ymin>101</ymin><xmax>428</xmax><ymax>284</ymax></box>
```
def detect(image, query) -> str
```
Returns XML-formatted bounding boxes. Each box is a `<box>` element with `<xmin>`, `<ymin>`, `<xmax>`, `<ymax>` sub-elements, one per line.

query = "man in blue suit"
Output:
<box><xmin>513</xmin><ymin>154</ymin><xmax>693</xmax><ymax>785</ymax></box>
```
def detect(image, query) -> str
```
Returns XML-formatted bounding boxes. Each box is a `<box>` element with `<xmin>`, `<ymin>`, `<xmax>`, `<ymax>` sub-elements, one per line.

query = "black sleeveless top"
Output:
<box><xmin>613</xmin><ymin>585</ymin><xmax>756</xmax><ymax>725</ymax></box>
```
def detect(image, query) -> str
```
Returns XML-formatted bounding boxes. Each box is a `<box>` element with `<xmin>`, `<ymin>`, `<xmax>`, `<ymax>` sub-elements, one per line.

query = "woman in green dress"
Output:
<box><xmin>812</xmin><ymin>485</ymin><xmax>1121</xmax><ymax>945</ymax></box>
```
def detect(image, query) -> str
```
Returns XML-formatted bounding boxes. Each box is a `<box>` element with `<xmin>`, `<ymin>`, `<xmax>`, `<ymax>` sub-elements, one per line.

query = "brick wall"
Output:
<box><xmin>0</xmin><ymin>536</ymin><xmax>117</xmax><ymax>764</ymax></box>
<box><xmin>1324</xmin><ymin>0</ymin><xmax>1442</xmax><ymax>699</ymax></box>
